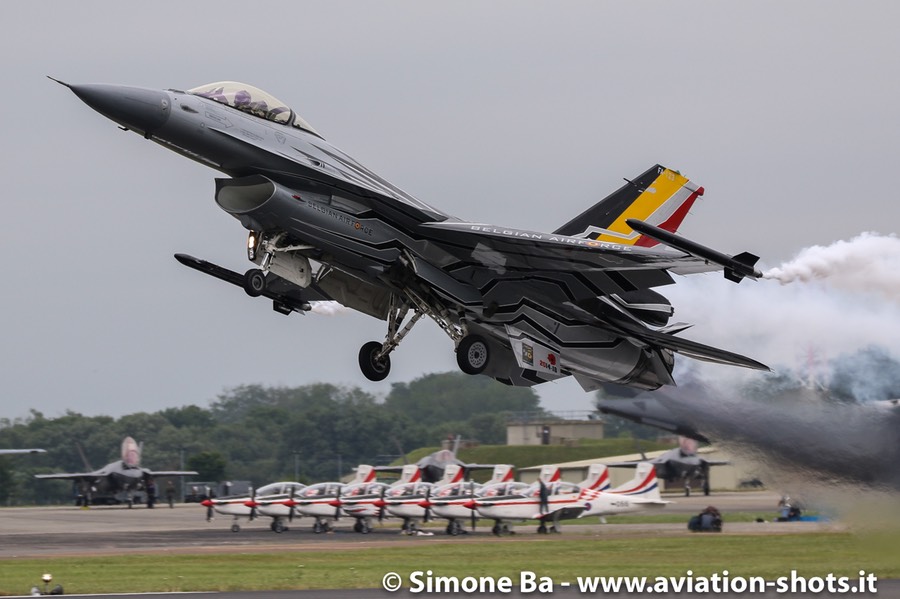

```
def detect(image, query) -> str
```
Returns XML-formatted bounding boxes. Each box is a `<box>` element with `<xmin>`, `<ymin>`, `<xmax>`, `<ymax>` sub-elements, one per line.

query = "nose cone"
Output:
<box><xmin>67</xmin><ymin>83</ymin><xmax>171</xmax><ymax>135</ymax></box>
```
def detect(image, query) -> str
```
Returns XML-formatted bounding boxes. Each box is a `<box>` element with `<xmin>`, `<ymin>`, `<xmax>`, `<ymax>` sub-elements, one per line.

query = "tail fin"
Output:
<box><xmin>398</xmin><ymin>464</ymin><xmax>422</xmax><ymax>484</ymax></box>
<box><xmin>581</xmin><ymin>464</ymin><xmax>611</xmax><ymax>491</ymax></box>
<box><xmin>538</xmin><ymin>465</ymin><xmax>561</xmax><ymax>483</ymax></box>
<box><xmin>610</xmin><ymin>462</ymin><xmax>660</xmax><ymax>500</ymax></box>
<box><xmin>439</xmin><ymin>464</ymin><xmax>465</xmax><ymax>485</ymax></box>
<box><xmin>352</xmin><ymin>464</ymin><xmax>377</xmax><ymax>484</ymax></box>
<box><xmin>553</xmin><ymin>164</ymin><xmax>703</xmax><ymax>247</ymax></box>
<box><xmin>488</xmin><ymin>464</ymin><xmax>516</xmax><ymax>484</ymax></box>
<box><xmin>121</xmin><ymin>436</ymin><xmax>141</xmax><ymax>468</ymax></box>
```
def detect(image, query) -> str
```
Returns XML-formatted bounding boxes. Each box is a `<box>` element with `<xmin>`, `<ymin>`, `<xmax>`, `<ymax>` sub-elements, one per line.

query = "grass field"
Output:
<box><xmin>1</xmin><ymin>531</ymin><xmax>896</xmax><ymax>594</ymax></box>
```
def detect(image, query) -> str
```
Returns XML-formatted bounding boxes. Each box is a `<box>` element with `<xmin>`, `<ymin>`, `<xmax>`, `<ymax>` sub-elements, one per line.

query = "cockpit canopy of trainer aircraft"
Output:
<box><xmin>188</xmin><ymin>81</ymin><xmax>320</xmax><ymax>136</ymax></box>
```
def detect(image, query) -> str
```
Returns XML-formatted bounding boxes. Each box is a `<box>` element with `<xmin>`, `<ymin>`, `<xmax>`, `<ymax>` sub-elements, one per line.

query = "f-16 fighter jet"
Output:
<box><xmin>53</xmin><ymin>78</ymin><xmax>767</xmax><ymax>391</ymax></box>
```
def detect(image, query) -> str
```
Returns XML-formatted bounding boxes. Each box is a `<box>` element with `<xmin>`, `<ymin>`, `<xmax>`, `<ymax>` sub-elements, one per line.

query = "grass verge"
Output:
<box><xmin>0</xmin><ymin>532</ymin><xmax>895</xmax><ymax>594</ymax></box>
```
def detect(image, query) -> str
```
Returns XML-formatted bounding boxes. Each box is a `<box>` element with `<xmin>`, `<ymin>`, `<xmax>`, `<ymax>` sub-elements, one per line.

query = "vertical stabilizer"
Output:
<box><xmin>439</xmin><ymin>464</ymin><xmax>465</xmax><ymax>485</ymax></box>
<box><xmin>538</xmin><ymin>465</ymin><xmax>561</xmax><ymax>483</ymax></box>
<box><xmin>581</xmin><ymin>464</ymin><xmax>611</xmax><ymax>491</ymax></box>
<box><xmin>398</xmin><ymin>464</ymin><xmax>422</xmax><ymax>484</ymax></box>
<box><xmin>553</xmin><ymin>165</ymin><xmax>703</xmax><ymax>247</ymax></box>
<box><xmin>488</xmin><ymin>464</ymin><xmax>516</xmax><ymax>483</ymax></box>
<box><xmin>610</xmin><ymin>462</ymin><xmax>660</xmax><ymax>500</ymax></box>
<box><xmin>353</xmin><ymin>464</ymin><xmax>377</xmax><ymax>484</ymax></box>
<box><xmin>121</xmin><ymin>437</ymin><xmax>141</xmax><ymax>468</ymax></box>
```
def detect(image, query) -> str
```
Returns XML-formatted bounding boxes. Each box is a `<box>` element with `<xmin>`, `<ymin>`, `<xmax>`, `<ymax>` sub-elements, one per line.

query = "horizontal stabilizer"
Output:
<box><xmin>583</xmin><ymin>296</ymin><xmax>769</xmax><ymax>371</ymax></box>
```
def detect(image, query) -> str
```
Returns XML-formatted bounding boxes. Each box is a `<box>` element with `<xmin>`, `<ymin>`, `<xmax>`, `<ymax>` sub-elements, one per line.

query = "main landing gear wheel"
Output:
<box><xmin>231</xmin><ymin>523</ymin><xmax>241</xmax><ymax>533</ymax></box>
<box><xmin>457</xmin><ymin>335</ymin><xmax>490</xmax><ymax>375</ymax></box>
<box><xmin>359</xmin><ymin>341</ymin><xmax>391</xmax><ymax>382</ymax></box>
<box><xmin>243</xmin><ymin>268</ymin><xmax>267</xmax><ymax>297</ymax></box>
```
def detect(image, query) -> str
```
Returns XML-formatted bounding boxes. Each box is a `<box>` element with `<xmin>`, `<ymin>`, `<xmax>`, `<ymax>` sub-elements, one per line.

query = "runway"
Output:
<box><xmin>1</xmin><ymin>491</ymin><xmax>887</xmax><ymax>598</ymax></box>
<box><xmin>0</xmin><ymin>491</ymin><xmax>833</xmax><ymax>559</ymax></box>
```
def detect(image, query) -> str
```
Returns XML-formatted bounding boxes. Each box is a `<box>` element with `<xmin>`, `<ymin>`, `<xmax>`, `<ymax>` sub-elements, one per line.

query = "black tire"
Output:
<box><xmin>243</xmin><ymin>269</ymin><xmax>267</xmax><ymax>297</ymax></box>
<box><xmin>359</xmin><ymin>341</ymin><xmax>391</xmax><ymax>382</ymax></box>
<box><xmin>273</xmin><ymin>520</ymin><xmax>286</xmax><ymax>534</ymax></box>
<box><xmin>457</xmin><ymin>335</ymin><xmax>490</xmax><ymax>375</ymax></box>
<box><xmin>230</xmin><ymin>524</ymin><xmax>240</xmax><ymax>533</ymax></box>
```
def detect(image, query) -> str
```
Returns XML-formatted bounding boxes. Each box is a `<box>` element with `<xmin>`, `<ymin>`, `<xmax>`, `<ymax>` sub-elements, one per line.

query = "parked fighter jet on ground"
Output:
<box><xmin>35</xmin><ymin>437</ymin><xmax>197</xmax><ymax>506</ymax></box>
<box><xmin>605</xmin><ymin>437</ymin><xmax>726</xmax><ymax>496</ymax></box>
<box><xmin>379</xmin><ymin>436</ymin><xmax>498</xmax><ymax>483</ymax></box>
<box><xmin>54</xmin><ymin>78</ymin><xmax>767</xmax><ymax>391</ymax></box>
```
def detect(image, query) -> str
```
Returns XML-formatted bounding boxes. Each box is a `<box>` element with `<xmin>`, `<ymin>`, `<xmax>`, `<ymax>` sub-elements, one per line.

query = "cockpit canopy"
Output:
<box><xmin>188</xmin><ymin>81</ymin><xmax>320</xmax><ymax>136</ymax></box>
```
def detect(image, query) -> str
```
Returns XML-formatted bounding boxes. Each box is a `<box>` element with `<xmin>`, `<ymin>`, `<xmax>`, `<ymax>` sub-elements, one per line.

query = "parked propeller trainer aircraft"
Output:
<box><xmin>470</xmin><ymin>463</ymin><xmax>667</xmax><ymax>535</ymax></box>
<box><xmin>54</xmin><ymin>78</ymin><xmax>767</xmax><ymax>390</ymax></box>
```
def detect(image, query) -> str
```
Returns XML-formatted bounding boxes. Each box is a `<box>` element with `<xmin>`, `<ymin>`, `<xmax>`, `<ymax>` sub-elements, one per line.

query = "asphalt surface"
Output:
<box><xmin>0</xmin><ymin>491</ymin><xmax>829</xmax><ymax>558</ymax></box>
<box><xmin>0</xmin><ymin>492</ymin><xmax>887</xmax><ymax>598</ymax></box>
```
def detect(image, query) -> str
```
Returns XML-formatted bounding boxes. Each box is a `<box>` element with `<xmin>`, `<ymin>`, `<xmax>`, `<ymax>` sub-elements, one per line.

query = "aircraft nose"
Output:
<box><xmin>65</xmin><ymin>82</ymin><xmax>171</xmax><ymax>136</ymax></box>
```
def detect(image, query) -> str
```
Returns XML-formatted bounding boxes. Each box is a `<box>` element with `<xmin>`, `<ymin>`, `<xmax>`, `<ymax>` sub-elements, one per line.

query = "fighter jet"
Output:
<box><xmin>378</xmin><ymin>435</ymin><xmax>498</xmax><ymax>483</ymax></box>
<box><xmin>35</xmin><ymin>437</ymin><xmax>197</xmax><ymax>506</ymax></box>
<box><xmin>604</xmin><ymin>436</ymin><xmax>726</xmax><ymax>496</ymax></box>
<box><xmin>53</xmin><ymin>78</ymin><xmax>767</xmax><ymax>391</ymax></box>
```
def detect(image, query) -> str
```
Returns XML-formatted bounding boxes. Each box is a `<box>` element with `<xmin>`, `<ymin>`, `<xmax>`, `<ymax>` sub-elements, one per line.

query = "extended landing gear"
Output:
<box><xmin>446</xmin><ymin>520</ymin><xmax>467</xmax><ymax>536</ymax></box>
<box><xmin>231</xmin><ymin>523</ymin><xmax>241</xmax><ymax>533</ymax></box>
<box><xmin>243</xmin><ymin>268</ymin><xmax>267</xmax><ymax>297</ymax></box>
<box><xmin>353</xmin><ymin>519</ymin><xmax>373</xmax><ymax>534</ymax></box>
<box><xmin>456</xmin><ymin>334</ymin><xmax>489</xmax><ymax>375</ymax></box>
<box><xmin>312</xmin><ymin>519</ymin><xmax>333</xmax><ymax>534</ymax></box>
<box><xmin>537</xmin><ymin>522</ymin><xmax>560</xmax><ymax>534</ymax></box>
<box><xmin>491</xmin><ymin>522</ymin><xmax>514</xmax><ymax>536</ymax></box>
<box><xmin>271</xmin><ymin>519</ymin><xmax>288</xmax><ymax>534</ymax></box>
<box><xmin>359</xmin><ymin>341</ymin><xmax>391</xmax><ymax>382</ymax></box>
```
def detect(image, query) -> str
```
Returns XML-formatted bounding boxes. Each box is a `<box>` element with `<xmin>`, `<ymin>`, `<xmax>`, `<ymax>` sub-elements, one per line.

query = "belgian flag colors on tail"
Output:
<box><xmin>553</xmin><ymin>164</ymin><xmax>703</xmax><ymax>247</ymax></box>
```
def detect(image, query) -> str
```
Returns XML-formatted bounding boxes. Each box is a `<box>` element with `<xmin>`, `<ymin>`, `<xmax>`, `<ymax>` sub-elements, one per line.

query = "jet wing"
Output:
<box><xmin>421</xmin><ymin>220</ymin><xmax>727</xmax><ymax>286</ymax></box>
<box><xmin>34</xmin><ymin>472</ymin><xmax>98</xmax><ymax>480</ymax></box>
<box><xmin>145</xmin><ymin>470</ymin><xmax>199</xmax><ymax>477</ymax></box>
<box><xmin>174</xmin><ymin>254</ymin><xmax>332</xmax><ymax>314</ymax></box>
<box><xmin>423</xmin><ymin>221</ymin><xmax>768</xmax><ymax>371</ymax></box>
<box><xmin>603</xmin><ymin>462</ymin><xmax>653</xmax><ymax>469</ymax></box>
<box><xmin>0</xmin><ymin>449</ymin><xmax>45</xmax><ymax>455</ymax></box>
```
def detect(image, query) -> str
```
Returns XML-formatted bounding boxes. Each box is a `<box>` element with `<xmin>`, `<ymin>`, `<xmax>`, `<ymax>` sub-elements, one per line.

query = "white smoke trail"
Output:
<box><xmin>763</xmin><ymin>232</ymin><xmax>900</xmax><ymax>301</ymax></box>
<box><xmin>308</xmin><ymin>301</ymin><xmax>349</xmax><ymax>316</ymax></box>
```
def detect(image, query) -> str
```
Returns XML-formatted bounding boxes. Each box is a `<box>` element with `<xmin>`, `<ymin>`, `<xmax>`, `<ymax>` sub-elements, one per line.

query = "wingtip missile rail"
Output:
<box><xmin>625</xmin><ymin>218</ymin><xmax>762</xmax><ymax>283</ymax></box>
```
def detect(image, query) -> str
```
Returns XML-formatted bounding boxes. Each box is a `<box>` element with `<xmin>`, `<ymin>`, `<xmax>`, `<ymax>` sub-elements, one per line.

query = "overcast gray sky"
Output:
<box><xmin>2</xmin><ymin>1</ymin><xmax>899</xmax><ymax>419</ymax></box>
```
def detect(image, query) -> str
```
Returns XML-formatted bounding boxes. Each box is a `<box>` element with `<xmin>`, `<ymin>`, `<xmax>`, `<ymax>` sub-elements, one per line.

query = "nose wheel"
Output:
<box><xmin>243</xmin><ymin>268</ymin><xmax>267</xmax><ymax>297</ymax></box>
<box><xmin>359</xmin><ymin>341</ymin><xmax>391</xmax><ymax>382</ymax></box>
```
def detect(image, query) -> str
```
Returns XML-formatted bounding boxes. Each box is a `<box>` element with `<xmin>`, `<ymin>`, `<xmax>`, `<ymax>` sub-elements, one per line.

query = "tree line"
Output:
<box><xmin>0</xmin><ymin>372</ymin><xmax>541</xmax><ymax>505</ymax></box>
